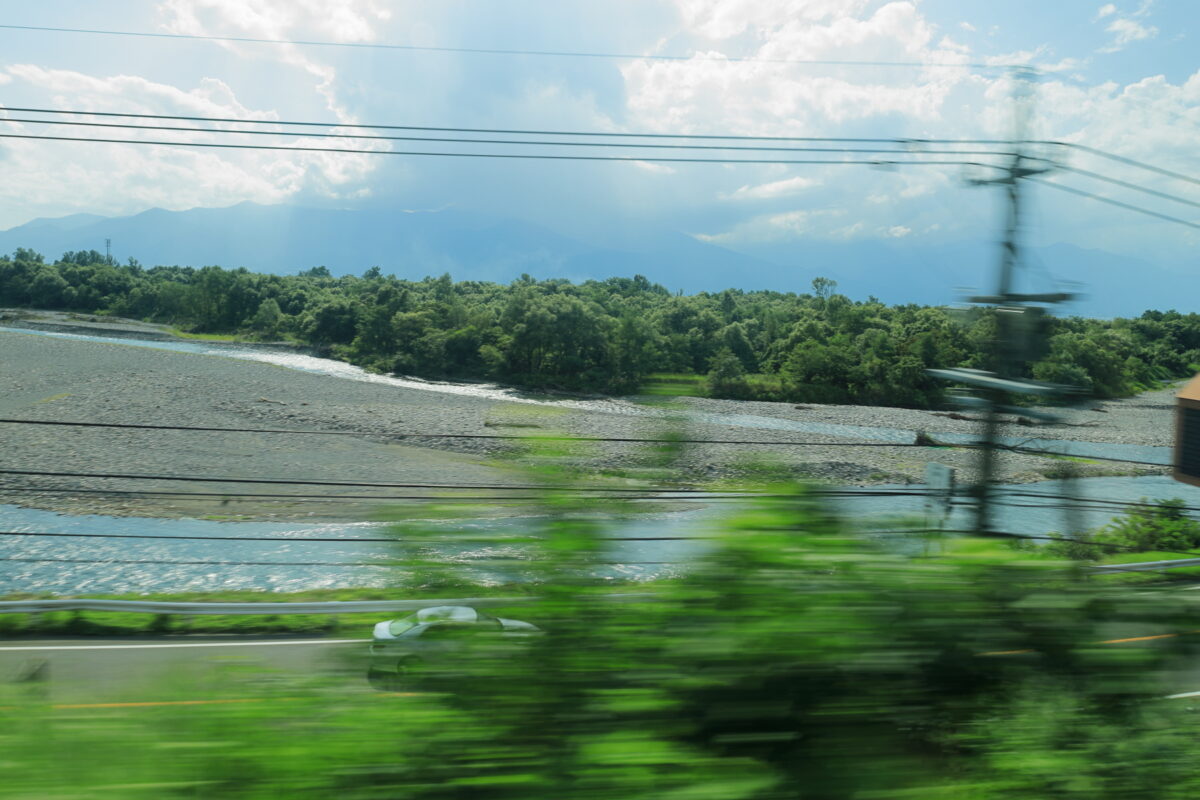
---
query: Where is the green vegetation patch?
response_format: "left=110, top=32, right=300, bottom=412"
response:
left=3, top=248, right=1194, bottom=407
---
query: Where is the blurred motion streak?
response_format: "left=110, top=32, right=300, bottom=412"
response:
left=7, top=481, right=1200, bottom=799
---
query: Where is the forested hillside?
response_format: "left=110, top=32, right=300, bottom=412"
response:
left=2, top=247, right=1196, bottom=407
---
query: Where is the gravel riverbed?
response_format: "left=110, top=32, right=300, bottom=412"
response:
left=0, top=311, right=1174, bottom=520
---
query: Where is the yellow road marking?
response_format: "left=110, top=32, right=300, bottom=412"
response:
left=981, top=629, right=1200, bottom=656
left=1098, top=633, right=1180, bottom=645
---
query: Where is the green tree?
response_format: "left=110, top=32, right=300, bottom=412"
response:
left=250, top=297, right=284, bottom=337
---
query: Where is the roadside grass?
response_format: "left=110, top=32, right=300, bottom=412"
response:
left=0, top=582, right=674, bottom=638
left=1088, top=550, right=1200, bottom=585
left=0, top=671, right=447, bottom=798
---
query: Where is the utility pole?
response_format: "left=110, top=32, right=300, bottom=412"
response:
left=928, top=67, right=1073, bottom=535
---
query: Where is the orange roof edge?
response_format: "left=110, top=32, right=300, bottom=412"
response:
left=1179, top=373, right=1200, bottom=402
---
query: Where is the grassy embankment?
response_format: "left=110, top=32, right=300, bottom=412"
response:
left=0, top=582, right=673, bottom=637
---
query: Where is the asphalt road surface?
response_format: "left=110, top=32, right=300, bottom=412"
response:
left=7, top=633, right=1200, bottom=707
left=0, top=636, right=369, bottom=704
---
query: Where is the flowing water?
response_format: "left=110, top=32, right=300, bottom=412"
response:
left=0, top=325, right=1187, bottom=595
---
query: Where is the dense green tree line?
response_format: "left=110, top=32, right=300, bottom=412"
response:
left=1, top=247, right=1196, bottom=405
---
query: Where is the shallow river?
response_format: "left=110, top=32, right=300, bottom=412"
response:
left=0, top=326, right=1191, bottom=595
left=5, top=474, right=1200, bottom=594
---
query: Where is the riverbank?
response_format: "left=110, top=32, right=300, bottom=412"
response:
left=0, top=311, right=1173, bottom=521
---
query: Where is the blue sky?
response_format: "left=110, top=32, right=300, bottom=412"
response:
left=0, top=0, right=1196, bottom=269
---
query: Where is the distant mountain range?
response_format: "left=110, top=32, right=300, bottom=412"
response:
left=0, top=202, right=1188, bottom=318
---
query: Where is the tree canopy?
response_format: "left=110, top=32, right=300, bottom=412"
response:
left=1, top=250, right=1194, bottom=406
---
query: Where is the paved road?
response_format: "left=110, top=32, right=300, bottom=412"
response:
left=7, top=633, right=1200, bottom=707
left=0, top=636, right=369, bottom=704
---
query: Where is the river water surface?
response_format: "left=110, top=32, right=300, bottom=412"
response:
left=0, top=326, right=1191, bottom=595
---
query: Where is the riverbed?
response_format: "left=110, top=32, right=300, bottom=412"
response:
left=0, top=311, right=1189, bottom=594
left=0, top=312, right=1172, bottom=523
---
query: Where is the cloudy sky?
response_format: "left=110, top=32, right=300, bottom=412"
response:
left=0, top=0, right=1196, bottom=266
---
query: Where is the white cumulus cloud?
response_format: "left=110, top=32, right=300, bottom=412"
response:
left=156, top=0, right=391, bottom=118
left=1101, top=17, right=1158, bottom=52
left=1095, top=1, right=1158, bottom=53
left=0, top=65, right=378, bottom=226
left=624, top=2, right=976, bottom=140
left=725, top=176, right=817, bottom=200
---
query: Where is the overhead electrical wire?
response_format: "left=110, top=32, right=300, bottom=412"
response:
left=0, top=480, right=975, bottom=503
left=1029, top=177, right=1200, bottom=231
left=0, top=555, right=398, bottom=568
left=0, top=24, right=1012, bottom=69
left=0, top=530, right=714, bottom=543
left=0, top=116, right=1016, bottom=158
left=0, top=554, right=688, bottom=567
left=6, top=528, right=1198, bottom=559
left=0, top=485, right=620, bottom=503
left=5, top=108, right=1199, bottom=231
left=20, top=477, right=1172, bottom=518
left=0, top=417, right=1174, bottom=466
left=0, top=416, right=954, bottom=447
left=1058, top=164, right=1200, bottom=211
left=1057, top=142, right=1200, bottom=189
left=1056, top=163, right=1200, bottom=209
left=0, top=131, right=1001, bottom=170
left=8, top=108, right=1200, bottom=218
left=0, top=106, right=1015, bottom=145
left=13, top=106, right=1200, bottom=189
left=0, top=484, right=765, bottom=504
left=0, top=467, right=720, bottom=493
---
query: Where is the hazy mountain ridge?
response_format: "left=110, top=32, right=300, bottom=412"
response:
left=0, top=202, right=1185, bottom=317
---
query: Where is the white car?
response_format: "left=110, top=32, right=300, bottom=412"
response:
left=367, top=605, right=540, bottom=691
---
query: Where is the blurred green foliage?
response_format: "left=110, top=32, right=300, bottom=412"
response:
left=5, top=484, right=1200, bottom=798
left=1046, top=498, right=1200, bottom=560
left=2, top=250, right=1192, bottom=404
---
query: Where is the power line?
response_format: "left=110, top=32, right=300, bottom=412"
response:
left=0, top=116, right=1015, bottom=158
left=0, top=24, right=1012, bottom=69
left=0, top=530, right=714, bottom=543
left=0, top=480, right=974, bottom=502
left=0, top=556, right=393, bottom=568
left=0, top=106, right=1012, bottom=144
left=1003, top=444, right=1167, bottom=467
left=0, top=485, right=602, bottom=503
left=1002, top=489, right=1196, bottom=511
left=0, top=416, right=939, bottom=447
left=0, top=131, right=999, bottom=169
left=0, top=555, right=687, bottom=567
left=0, top=467, right=723, bottom=493
left=6, top=531, right=1197, bottom=561
left=10, top=107, right=1200, bottom=191
left=4, top=481, right=1186, bottom=513
left=1059, top=164, right=1200, bottom=211
left=0, top=479, right=975, bottom=504
left=1059, top=142, right=1200, bottom=189
left=13, top=106, right=1200, bottom=191
left=0, top=484, right=766, bottom=504
left=1030, top=177, right=1200, bottom=231
left=2, top=475, right=1185, bottom=519
left=0, top=417, right=1172, bottom=466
